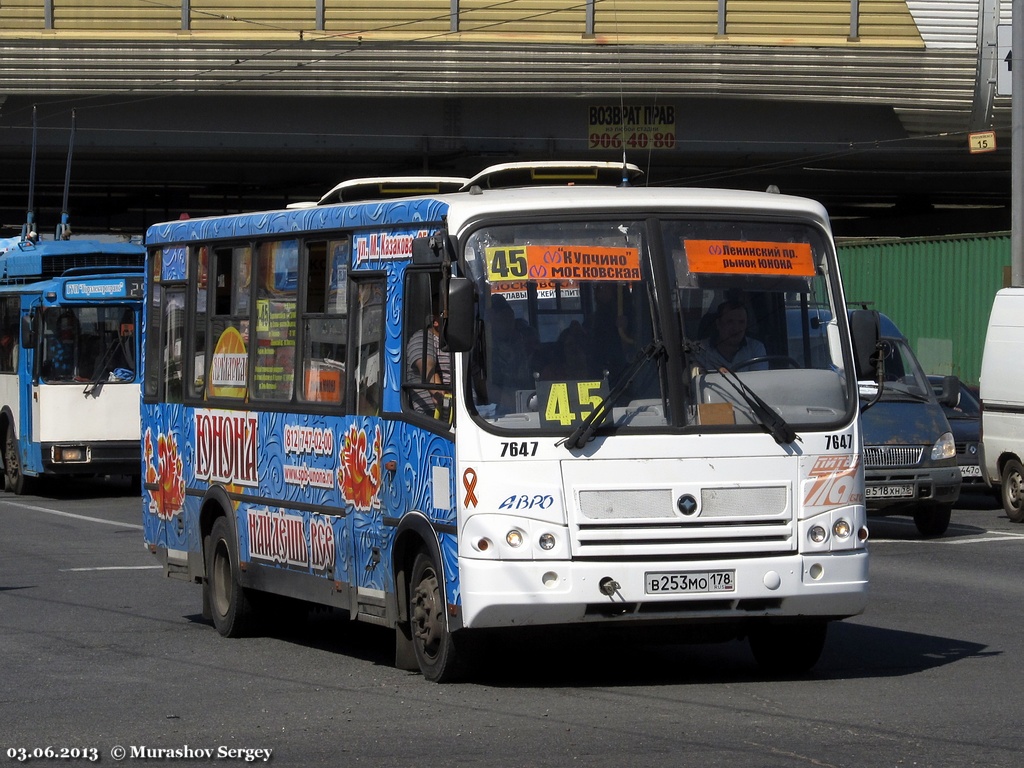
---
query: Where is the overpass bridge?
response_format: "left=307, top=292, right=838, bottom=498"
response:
left=0, top=0, right=1013, bottom=238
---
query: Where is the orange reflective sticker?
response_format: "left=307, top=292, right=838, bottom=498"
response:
left=486, top=245, right=641, bottom=283
left=684, top=240, right=815, bottom=277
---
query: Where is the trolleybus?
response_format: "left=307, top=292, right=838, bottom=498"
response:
left=0, top=231, right=145, bottom=493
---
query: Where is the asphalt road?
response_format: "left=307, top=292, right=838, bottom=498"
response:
left=2, top=481, right=1021, bottom=768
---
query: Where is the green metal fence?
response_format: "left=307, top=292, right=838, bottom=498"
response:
left=837, top=232, right=1011, bottom=386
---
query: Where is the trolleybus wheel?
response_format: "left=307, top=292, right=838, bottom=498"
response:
left=748, top=619, right=828, bottom=677
left=4, top=429, right=32, bottom=495
left=206, top=516, right=253, bottom=637
left=912, top=501, right=952, bottom=537
left=409, top=550, right=463, bottom=682
left=1001, top=459, right=1024, bottom=523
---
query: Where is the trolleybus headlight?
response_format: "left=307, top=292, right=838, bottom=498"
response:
left=53, top=446, right=86, bottom=463
left=833, top=519, right=852, bottom=539
left=506, top=529, right=524, bottom=548
left=809, top=525, right=828, bottom=544
left=538, top=533, right=556, bottom=551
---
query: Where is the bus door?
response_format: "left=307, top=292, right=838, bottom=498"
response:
left=381, top=268, right=458, bottom=602
left=6, top=295, right=40, bottom=479
left=340, top=276, right=402, bottom=612
left=144, top=284, right=190, bottom=561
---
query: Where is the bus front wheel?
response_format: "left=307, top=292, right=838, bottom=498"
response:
left=409, top=551, right=464, bottom=683
left=748, top=620, right=828, bottom=677
left=4, top=429, right=32, bottom=495
left=206, top=517, right=253, bottom=637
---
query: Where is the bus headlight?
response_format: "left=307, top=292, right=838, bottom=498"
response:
left=832, top=519, right=852, bottom=539
left=462, top=515, right=569, bottom=560
left=809, top=525, right=828, bottom=543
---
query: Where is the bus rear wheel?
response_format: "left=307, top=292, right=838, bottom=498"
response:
left=206, top=517, right=253, bottom=637
left=4, top=429, right=33, bottom=495
left=409, top=551, right=464, bottom=683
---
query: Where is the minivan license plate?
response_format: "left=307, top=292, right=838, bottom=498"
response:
left=865, top=484, right=914, bottom=499
left=645, top=570, right=735, bottom=594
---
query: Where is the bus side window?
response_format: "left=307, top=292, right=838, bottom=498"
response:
left=0, top=296, right=20, bottom=373
left=163, top=291, right=186, bottom=403
left=189, top=245, right=209, bottom=398
left=403, top=271, right=450, bottom=422
left=301, top=239, right=347, bottom=405
left=205, top=245, right=251, bottom=401
left=353, top=278, right=384, bottom=417
left=253, top=240, right=298, bottom=402
left=144, top=250, right=162, bottom=399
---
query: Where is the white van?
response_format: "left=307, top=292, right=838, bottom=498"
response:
left=979, top=288, right=1024, bottom=522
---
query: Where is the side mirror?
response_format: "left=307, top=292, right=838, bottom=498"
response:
left=442, top=277, right=476, bottom=352
left=411, top=234, right=446, bottom=266
left=21, top=312, right=36, bottom=349
left=939, top=375, right=960, bottom=407
left=850, top=309, right=880, bottom=380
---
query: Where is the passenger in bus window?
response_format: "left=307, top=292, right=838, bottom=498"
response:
left=700, top=299, right=767, bottom=371
left=43, top=311, right=79, bottom=380
left=407, top=313, right=451, bottom=418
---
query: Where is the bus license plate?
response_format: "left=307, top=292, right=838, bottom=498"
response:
left=645, top=570, right=735, bottom=595
left=865, top=484, right=914, bottom=499
left=960, top=465, right=982, bottom=478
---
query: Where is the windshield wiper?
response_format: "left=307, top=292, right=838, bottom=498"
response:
left=861, top=381, right=930, bottom=404
left=709, top=362, right=800, bottom=445
left=558, top=340, right=665, bottom=451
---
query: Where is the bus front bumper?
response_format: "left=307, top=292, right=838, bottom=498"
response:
left=457, top=551, right=868, bottom=630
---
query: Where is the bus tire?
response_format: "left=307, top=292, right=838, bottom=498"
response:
left=409, top=550, right=464, bottom=683
left=1001, top=459, right=1024, bottom=523
left=4, top=429, right=33, bottom=496
left=206, top=516, right=253, bottom=637
left=749, top=620, right=827, bottom=677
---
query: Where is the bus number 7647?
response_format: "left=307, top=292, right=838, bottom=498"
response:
left=500, top=441, right=538, bottom=457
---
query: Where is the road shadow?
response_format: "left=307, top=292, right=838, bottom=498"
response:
left=464, top=621, right=994, bottom=688
left=957, top=489, right=1002, bottom=510
left=196, top=605, right=993, bottom=688
left=28, top=474, right=140, bottom=500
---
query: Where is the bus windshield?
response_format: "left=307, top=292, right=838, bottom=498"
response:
left=40, top=305, right=137, bottom=384
left=462, top=216, right=851, bottom=435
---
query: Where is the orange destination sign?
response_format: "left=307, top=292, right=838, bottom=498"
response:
left=486, top=244, right=641, bottom=283
left=684, top=240, right=815, bottom=277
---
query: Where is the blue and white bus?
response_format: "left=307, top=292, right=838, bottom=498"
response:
left=142, top=162, right=879, bottom=681
left=0, top=231, right=145, bottom=493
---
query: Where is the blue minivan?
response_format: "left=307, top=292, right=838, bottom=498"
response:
left=859, top=314, right=961, bottom=536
